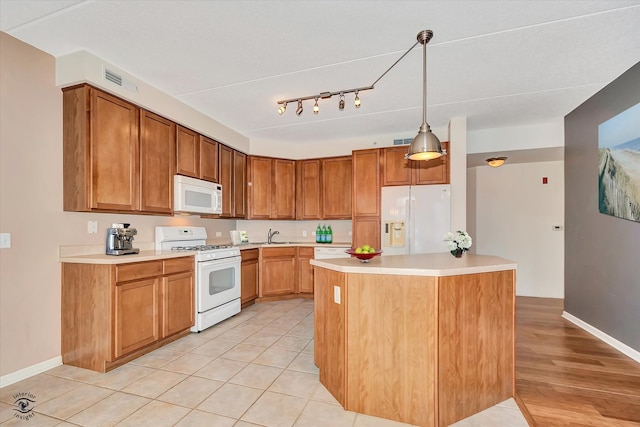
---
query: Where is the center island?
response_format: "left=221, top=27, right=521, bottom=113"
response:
left=310, top=252, right=517, bottom=427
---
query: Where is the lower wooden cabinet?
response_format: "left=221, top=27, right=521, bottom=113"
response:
left=115, top=277, right=159, bottom=358
left=297, top=247, right=314, bottom=294
left=241, top=249, right=259, bottom=307
left=62, top=256, right=194, bottom=372
left=260, top=247, right=296, bottom=297
left=162, top=270, right=194, bottom=338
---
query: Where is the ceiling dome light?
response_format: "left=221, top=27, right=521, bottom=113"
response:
left=277, top=103, right=286, bottom=115
left=338, top=93, right=345, bottom=111
left=486, top=157, right=507, bottom=167
left=407, top=30, right=444, bottom=161
left=313, top=97, right=319, bottom=115
left=296, top=100, right=303, bottom=116
left=354, top=91, right=361, bottom=108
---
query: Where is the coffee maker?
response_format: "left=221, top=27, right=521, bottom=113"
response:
left=106, top=223, right=140, bottom=255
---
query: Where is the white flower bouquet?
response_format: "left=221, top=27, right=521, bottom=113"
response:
left=444, top=230, right=472, bottom=257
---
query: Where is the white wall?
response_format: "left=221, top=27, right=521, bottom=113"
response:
left=473, top=161, right=565, bottom=297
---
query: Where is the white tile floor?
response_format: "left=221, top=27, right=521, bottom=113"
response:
left=0, top=298, right=529, bottom=426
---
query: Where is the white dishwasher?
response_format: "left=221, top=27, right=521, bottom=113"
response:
left=314, top=246, right=351, bottom=259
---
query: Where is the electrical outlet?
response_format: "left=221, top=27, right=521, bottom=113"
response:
left=87, top=220, right=98, bottom=234
left=0, top=233, right=11, bottom=249
left=215, top=232, right=221, bottom=237
left=334, top=286, right=341, bottom=304
left=552, top=225, right=563, bottom=231
left=302, top=230, right=307, bottom=237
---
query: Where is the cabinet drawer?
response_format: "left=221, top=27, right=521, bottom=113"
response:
left=298, top=247, right=314, bottom=257
left=262, top=247, right=296, bottom=258
left=163, top=257, right=194, bottom=275
left=116, top=261, right=162, bottom=283
left=241, top=248, right=259, bottom=262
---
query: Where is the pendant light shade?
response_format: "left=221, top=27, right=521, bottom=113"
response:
left=408, top=123, right=443, bottom=161
left=407, top=30, right=443, bottom=161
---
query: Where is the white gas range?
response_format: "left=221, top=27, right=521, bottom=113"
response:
left=155, top=226, right=241, bottom=332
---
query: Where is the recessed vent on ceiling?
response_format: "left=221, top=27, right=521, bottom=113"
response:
left=103, top=68, right=138, bottom=92
left=393, top=138, right=412, bottom=145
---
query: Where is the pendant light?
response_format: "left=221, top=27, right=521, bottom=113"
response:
left=407, top=30, right=443, bottom=161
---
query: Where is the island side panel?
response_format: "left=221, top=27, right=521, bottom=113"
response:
left=346, top=273, right=438, bottom=427
left=313, top=267, right=347, bottom=406
left=438, top=270, right=515, bottom=427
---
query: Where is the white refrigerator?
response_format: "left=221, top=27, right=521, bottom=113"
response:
left=381, top=185, right=451, bottom=255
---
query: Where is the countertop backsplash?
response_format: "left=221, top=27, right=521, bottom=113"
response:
left=235, top=219, right=352, bottom=244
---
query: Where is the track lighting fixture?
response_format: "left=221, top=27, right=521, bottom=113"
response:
left=276, top=29, right=434, bottom=117
left=313, top=98, right=319, bottom=115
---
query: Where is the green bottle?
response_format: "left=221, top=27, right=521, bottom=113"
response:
left=327, top=225, right=333, bottom=243
left=321, top=225, right=327, bottom=243
left=316, top=224, right=321, bottom=243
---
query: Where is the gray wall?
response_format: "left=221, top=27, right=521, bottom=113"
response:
left=565, top=62, right=640, bottom=352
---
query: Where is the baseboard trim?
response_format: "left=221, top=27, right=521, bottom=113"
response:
left=562, top=311, right=640, bottom=363
left=0, top=356, right=62, bottom=388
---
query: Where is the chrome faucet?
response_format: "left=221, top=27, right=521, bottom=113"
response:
left=267, top=228, right=280, bottom=244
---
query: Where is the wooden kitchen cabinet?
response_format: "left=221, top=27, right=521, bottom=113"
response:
left=63, top=84, right=140, bottom=212
left=296, top=159, right=322, bottom=220
left=352, top=149, right=380, bottom=217
left=61, top=256, right=194, bottom=373
left=200, top=135, right=219, bottom=183
left=115, top=276, right=159, bottom=358
left=241, top=249, right=259, bottom=307
left=247, top=156, right=296, bottom=219
left=161, top=257, right=194, bottom=338
left=176, top=125, right=200, bottom=178
left=297, top=247, right=315, bottom=294
left=260, top=247, right=296, bottom=297
left=352, top=217, right=380, bottom=250
left=381, top=142, right=449, bottom=186
left=233, top=150, right=247, bottom=218
left=218, top=144, right=234, bottom=217
left=139, top=110, right=175, bottom=214
left=322, top=156, right=352, bottom=219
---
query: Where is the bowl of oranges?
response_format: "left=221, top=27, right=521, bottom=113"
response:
left=345, top=245, right=382, bottom=262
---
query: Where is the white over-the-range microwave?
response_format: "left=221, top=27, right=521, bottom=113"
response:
left=174, top=175, right=222, bottom=215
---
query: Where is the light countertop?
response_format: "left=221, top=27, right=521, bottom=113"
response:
left=59, top=250, right=197, bottom=265
left=310, top=252, right=517, bottom=277
left=59, top=242, right=353, bottom=264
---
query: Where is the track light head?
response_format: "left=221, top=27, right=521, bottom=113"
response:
left=277, top=103, right=286, bottom=115
left=354, top=91, right=361, bottom=108
left=313, top=98, right=319, bottom=115
left=296, top=100, right=303, bottom=116
left=339, top=93, right=345, bottom=111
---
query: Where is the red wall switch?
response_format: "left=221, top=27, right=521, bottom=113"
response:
left=542, top=177, right=548, bottom=184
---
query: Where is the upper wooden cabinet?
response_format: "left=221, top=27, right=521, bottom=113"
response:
left=176, top=126, right=200, bottom=179
left=176, top=127, right=220, bottom=183
left=352, top=149, right=380, bottom=217
left=322, top=156, right=352, bottom=219
left=296, top=159, right=322, bottom=220
left=247, top=156, right=296, bottom=220
left=219, top=144, right=234, bottom=217
left=63, top=85, right=140, bottom=212
left=200, top=136, right=219, bottom=183
left=233, top=150, right=247, bottom=218
left=381, top=142, right=449, bottom=186
left=139, top=110, right=175, bottom=214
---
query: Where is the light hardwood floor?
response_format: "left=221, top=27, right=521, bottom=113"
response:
left=515, top=296, right=640, bottom=426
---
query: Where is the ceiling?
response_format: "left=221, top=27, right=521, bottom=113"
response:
left=2, top=0, right=640, bottom=152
